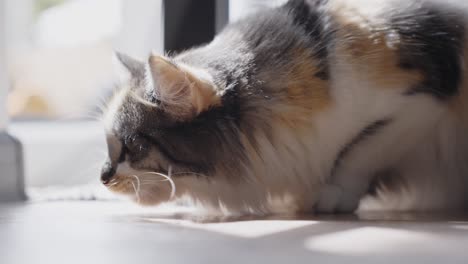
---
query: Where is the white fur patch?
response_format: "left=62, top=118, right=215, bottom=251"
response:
left=103, top=87, right=129, bottom=132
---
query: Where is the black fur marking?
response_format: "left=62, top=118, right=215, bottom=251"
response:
left=117, top=142, right=126, bottom=163
left=331, top=119, right=391, bottom=178
left=285, top=0, right=331, bottom=80
left=137, top=132, right=208, bottom=171
left=391, top=5, right=465, bottom=99
left=123, top=135, right=152, bottom=164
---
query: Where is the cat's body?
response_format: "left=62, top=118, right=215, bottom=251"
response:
left=101, top=0, right=468, bottom=214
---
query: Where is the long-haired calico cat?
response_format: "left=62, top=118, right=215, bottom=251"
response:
left=100, top=0, right=468, bottom=214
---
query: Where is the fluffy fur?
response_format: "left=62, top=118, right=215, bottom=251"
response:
left=101, top=0, right=468, bottom=215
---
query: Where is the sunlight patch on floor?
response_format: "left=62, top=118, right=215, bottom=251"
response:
left=451, top=224, right=468, bottom=230
left=143, top=218, right=317, bottom=238
left=304, top=227, right=434, bottom=255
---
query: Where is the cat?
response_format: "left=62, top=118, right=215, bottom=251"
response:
left=100, top=0, right=468, bottom=215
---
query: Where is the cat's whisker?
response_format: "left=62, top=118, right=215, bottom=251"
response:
left=139, top=182, right=169, bottom=186
left=131, top=181, right=140, bottom=204
left=108, top=181, right=119, bottom=187
left=140, top=179, right=170, bottom=183
left=107, top=178, right=116, bottom=184
left=132, top=175, right=141, bottom=195
left=140, top=166, right=176, bottom=199
left=172, top=171, right=209, bottom=178
left=131, top=175, right=141, bottom=203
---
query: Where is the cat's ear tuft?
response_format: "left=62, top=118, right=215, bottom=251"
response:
left=113, top=51, right=145, bottom=79
left=147, top=54, right=220, bottom=120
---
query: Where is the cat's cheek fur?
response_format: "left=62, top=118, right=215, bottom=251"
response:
left=106, top=162, right=177, bottom=205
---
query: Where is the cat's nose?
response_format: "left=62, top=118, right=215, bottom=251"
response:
left=101, top=161, right=116, bottom=185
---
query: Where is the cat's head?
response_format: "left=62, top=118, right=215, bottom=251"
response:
left=101, top=52, right=248, bottom=207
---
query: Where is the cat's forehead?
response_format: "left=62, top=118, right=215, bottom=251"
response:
left=104, top=87, right=177, bottom=138
left=104, top=88, right=149, bottom=136
left=104, top=87, right=130, bottom=134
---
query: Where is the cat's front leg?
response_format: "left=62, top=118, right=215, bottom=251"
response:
left=315, top=173, right=372, bottom=214
left=315, top=184, right=344, bottom=213
left=315, top=184, right=362, bottom=213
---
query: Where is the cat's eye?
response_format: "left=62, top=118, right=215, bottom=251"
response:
left=117, top=144, right=127, bottom=163
left=124, top=136, right=148, bottom=153
left=137, top=133, right=179, bottom=164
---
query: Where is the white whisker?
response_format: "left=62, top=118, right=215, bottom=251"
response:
left=140, top=179, right=170, bottom=183
left=132, top=175, right=141, bottom=195
left=108, top=181, right=119, bottom=187
left=141, top=166, right=176, bottom=199
left=172, top=171, right=209, bottom=178
left=131, top=176, right=141, bottom=203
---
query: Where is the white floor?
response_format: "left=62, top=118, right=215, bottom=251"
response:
left=1, top=201, right=468, bottom=264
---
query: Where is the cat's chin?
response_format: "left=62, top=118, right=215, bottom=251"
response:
left=129, top=190, right=175, bottom=206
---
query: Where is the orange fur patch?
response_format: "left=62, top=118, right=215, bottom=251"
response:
left=148, top=55, right=221, bottom=120
left=281, top=48, right=331, bottom=128
left=329, top=0, right=423, bottom=91
left=287, top=51, right=330, bottom=109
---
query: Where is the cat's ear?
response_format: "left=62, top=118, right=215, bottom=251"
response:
left=113, top=52, right=145, bottom=79
left=147, top=54, right=220, bottom=120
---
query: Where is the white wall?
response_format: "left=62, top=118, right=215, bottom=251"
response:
left=115, top=0, right=164, bottom=59
left=5, top=0, right=33, bottom=56
left=0, top=0, right=8, bottom=131
left=229, top=0, right=287, bottom=22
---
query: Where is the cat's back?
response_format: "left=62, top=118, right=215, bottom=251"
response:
left=316, top=0, right=468, bottom=101
left=179, top=0, right=468, bottom=107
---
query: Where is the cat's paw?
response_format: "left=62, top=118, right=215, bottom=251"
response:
left=315, top=185, right=342, bottom=213
left=315, top=185, right=360, bottom=214
left=335, top=193, right=360, bottom=213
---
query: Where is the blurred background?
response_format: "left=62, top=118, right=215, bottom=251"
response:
left=6, top=0, right=162, bottom=120
left=1, top=0, right=287, bottom=200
